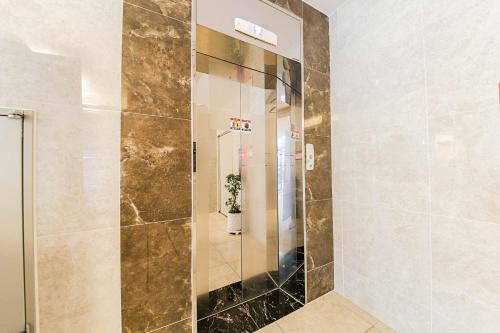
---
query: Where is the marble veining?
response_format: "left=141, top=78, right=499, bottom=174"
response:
left=121, top=219, right=191, bottom=332
left=281, top=264, right=305, bottom=304
left=303, top=3, right=330, bottom=73
left=121, top=112, right=191, bottom=226
left=122, top=3, right=191, bottom=119
left=267, top=0, right=303, bottom=17
left=302, top=1, right=334, bottom=302
left=242, top=272, right=280, bottom=301
left=307, top=262, right=334, bottom=302
left=198, top=303, right=258, bottom=333
left=304, top=68, right=331, bottom=137
left=125, top=0, right=191, bottom=22
left=198, top=281, right=243, bottom=319
left=198, top=289, right=303, bottom=333
left=247, top=289, right=303, bottom=328
left=306, top=199, right=334, bottom=269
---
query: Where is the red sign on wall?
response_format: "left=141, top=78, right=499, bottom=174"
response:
left=229, top=118, right=252, bottom=133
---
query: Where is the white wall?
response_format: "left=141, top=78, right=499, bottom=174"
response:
left=0, top=1, right=122, bottom=331
left=331, top=0, right=500, bottom=332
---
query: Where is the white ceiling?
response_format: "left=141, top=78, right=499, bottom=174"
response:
left=304, top=0, right=346, bottom=15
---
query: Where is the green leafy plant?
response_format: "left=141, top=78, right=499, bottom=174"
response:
left=225, top=173, right=241, bottom=214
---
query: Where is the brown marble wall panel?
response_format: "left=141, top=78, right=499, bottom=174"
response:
left=303, top=2, right=334, bottom=300
left=121, top=1, right=192, bottom=332
left=121, top=219, right=192, bottom=332
left=304, top=68, right=331, bottom=137
left=306, top=199, right=333, bottom=269
left=125, top=0, right=191, bottom=21
left=307, top=262, right=334, bottom=302
left=304, top=135, right=332, bottom=201
left=122, top=3, right=191, bottom=119
left=121, top=113, right=191, bottom=226
left=121, top=225, right=149, bottom=332
left=267, top=0, right=303, bottom=17
left=303, top=3, right=330, bottom=73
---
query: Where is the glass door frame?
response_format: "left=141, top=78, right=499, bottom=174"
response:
left=193, top=24, right=305, bottom=324
left=0, top=108, right=36, bottom=333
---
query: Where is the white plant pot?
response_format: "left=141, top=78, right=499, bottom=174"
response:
left=227, top=213, right=242, bottom=234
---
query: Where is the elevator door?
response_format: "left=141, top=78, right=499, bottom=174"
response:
left=0, top=113, right=26, bottom=333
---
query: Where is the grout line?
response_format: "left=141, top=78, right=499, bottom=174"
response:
left=419, top=0, right=433, bottom=331
left=303, top=133, right=332, bottom=139
left=123, top=1, right=191, bottom=26
left=275, top=321, right=286, bottom=333
left=303, top=66, right=332, bottom=78
left=279, top=286, right=305, bottom=306
left=197, top=287, right=280, bottom=321
left=122, top=110, right=192, bottom=122
left=198, top=284, right=306, bottom=325
left=120, top=217, right=192, bottom=228
left=148, top=316, right=191, bottom=332
left=307, top=260, right=333, bottom=273
left=278, top=262, right=304, bottom=288
left=306, top=197, right=333, bottom=203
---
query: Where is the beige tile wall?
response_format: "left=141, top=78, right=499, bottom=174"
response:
left=0, top=0, right=123, bottom=332
left=331, top=0, right=500, bottom=332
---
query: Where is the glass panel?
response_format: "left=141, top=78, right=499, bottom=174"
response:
left=240, top=67, right=278, bottom=299
left=195, top=29, right=305, bottom=321
left=276, top=56, right=304, bottom=300
left=276, top=75, right=303, bottom=284
left=195, top=53, right=243, bottom=317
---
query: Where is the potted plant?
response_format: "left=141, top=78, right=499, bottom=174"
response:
left=225, top=173, right=242, bottom=234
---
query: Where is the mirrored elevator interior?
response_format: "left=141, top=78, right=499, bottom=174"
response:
left=195, top=26, right=305, bottom=332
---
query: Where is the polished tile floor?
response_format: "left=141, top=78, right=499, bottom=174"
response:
left=256, top=291, right=397, bottom=333
left=208, top=213, right=241, bottom=291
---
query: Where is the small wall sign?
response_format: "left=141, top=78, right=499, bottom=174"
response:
left=229, top=117, right=241, bottom=131
left=230, top=118, right=252, bottom=133
left=241, top=119, right=252, bottom=133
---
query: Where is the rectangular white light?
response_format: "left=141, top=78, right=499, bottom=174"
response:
left=234, top=18, right=278, bottom=46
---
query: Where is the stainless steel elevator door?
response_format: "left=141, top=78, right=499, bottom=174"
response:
left=0, top=114, right=26, bottom=333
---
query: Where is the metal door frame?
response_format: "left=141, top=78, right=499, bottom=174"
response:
left=0, top=108, right=36, bottom=333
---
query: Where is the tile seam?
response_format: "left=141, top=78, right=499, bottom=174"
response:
left=306, top=260, right=333, bottom=273
left=306, top=197, right=333, bottom=203
left=123, top=1, right=191, bottom=27
left=303, top=66, right=332, bottom=77
left=147, top=316, right=192, bottom=333
left=120, top=216, right=193, bottom=228
left=197, top=287, right=280, bottom=321
left=122, top=111, right=192, bottom=122
left=419, top=0, right=433, bottom=331
left=304, top=133, right=332, bottom=138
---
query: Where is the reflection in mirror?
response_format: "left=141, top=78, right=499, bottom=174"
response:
left=195, top=26, right=304, bottom=332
